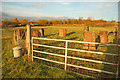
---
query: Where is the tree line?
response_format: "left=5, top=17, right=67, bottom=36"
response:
left=2, top=17, right=117, bottom=27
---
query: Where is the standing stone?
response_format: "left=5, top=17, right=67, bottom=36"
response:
left=38, top=28, right=44, bottom=37
left=31, top=30, right=39, bottom=48
left=98, top=31, right=108, bottom=43
left=84, top=26, right=89, bottom=31
left=83, top=31, right=96, bottom=50
left=59, top=29, right=66, bottom=37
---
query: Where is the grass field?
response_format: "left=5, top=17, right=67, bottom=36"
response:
left=2, top=25, right=119, bottom=79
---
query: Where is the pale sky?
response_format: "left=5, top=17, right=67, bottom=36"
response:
left=1, top=0, right=120, bottom=21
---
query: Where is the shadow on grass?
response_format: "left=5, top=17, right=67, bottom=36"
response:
left=66, top=32, right=76, bottom=36
left=44, top=33, right=56, bottom=37
left=100, top=37, right=119, bottom=78
left=95, top=37, right=100, bottom=50
left=67, top=37, right=78, bottom=40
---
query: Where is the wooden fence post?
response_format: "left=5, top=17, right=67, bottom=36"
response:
left=84, top=26, right=89, bottom=31
left=13, top=30, right=18, bottom=45
left=17, top=31, right=19, bottom=41
left=26, top=24, right=32, bottom=62
left=116, top=2, right=120, bottom=79
left=13, top=30, right=16, bottom=43
left=116, top=20, right=120, bottom=79
left=39, top=28, right=44, bottom=37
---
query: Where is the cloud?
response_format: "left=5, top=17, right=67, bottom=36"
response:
left=38, top=3, right=43, bottom=7
left=29, top=3, right=43, bottom=8
left=61, top=2, right=70, bottom=5
left=75, top=10, right=93, bottom=18
left=29, top=3, right=52, bottom=9
left=0, top=2, right=2, bottom=13
left=2, top=0, right=120, bottom=2
left=75, top=7, right=117, bottom=20
left=2, top=3, right=47, bottom=17
left=93, top=2, right=118, bottom=9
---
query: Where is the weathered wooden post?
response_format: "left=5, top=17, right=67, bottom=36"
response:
left=13, top=30, right=15, bottom=41
left=38, top=28, right=44, bottom=37
left=116, top=22, right=120, bottom=79
left=26, top=25, right=32, bottom=62
left=13, top=30, right=17, bottom=44
left=84, top=26, right=89, bottom=31
left=18, top=29, right=26, bottom=39
left=116, top=2, right=120, bottom=79
left=17, top=30, right=19, bottom=41
left=13, top=30, right=19, bottom=45
left=18, top=29, right=20, bottom=40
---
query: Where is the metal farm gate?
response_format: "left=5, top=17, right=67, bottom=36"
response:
left=31, top=37, right=120, bottom=78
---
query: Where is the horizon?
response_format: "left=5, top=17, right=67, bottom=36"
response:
left=2, top=2, right=118, bottom=21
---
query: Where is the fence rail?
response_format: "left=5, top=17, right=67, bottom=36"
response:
left=33, top=44, right=118, bottom=56
left=32, top=37, right=120, bottom=46
left=32, top=37, right=119, bottom=77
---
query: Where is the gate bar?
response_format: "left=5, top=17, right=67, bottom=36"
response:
left=65, top=41, right=68, bottom=70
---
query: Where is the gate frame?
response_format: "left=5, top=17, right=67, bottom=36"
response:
left=31, top=37, right=119, bottom=77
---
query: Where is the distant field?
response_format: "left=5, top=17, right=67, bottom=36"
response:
left=2, top=25, right=118, bottom=78
left=3, top=25, right=117, bottom=42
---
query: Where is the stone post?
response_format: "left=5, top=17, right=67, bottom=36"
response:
left=59, top=29, right=66, bottom=37
left=83, top=31, right=96, bottom=50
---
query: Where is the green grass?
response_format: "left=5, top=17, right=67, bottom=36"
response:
left=2, top=25, right=118, bottom=79
left=2, top=36, right=95, bottom=79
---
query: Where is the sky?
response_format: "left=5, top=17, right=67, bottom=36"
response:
left=1, top=1, right=119, bottom=21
